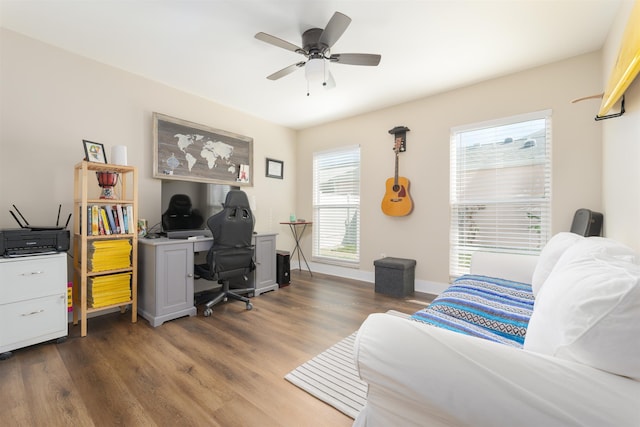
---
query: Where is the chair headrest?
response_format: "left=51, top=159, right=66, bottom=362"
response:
left=224, top=190, right=250, bottom=209
left=167, top=194, right=193, bottom=215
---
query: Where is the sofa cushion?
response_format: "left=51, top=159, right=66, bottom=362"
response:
left=524, top=245, right=640, bottom=380
left=531, top=232, right=583, bottom=296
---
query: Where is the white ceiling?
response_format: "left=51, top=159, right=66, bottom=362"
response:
left=0, top=0, right=624, bottom=130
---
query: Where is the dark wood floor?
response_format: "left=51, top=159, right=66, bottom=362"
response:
left=0, top=271, right=433, bottom=426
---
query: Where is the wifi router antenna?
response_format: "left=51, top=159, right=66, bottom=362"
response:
left=9, top=210, right=24, bottom=228
left=12, top=204, right=30, bottom=227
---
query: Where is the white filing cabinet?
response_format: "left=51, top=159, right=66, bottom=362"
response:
left=0, top=252, right=68, bottom=357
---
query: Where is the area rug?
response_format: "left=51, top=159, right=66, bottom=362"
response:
left=284, top=311, right=411, bottom=419
left=284, top=331, right=366, bottom=419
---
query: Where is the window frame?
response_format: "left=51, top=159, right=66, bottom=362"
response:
left=312, top=145, right=361, bottom=267
left=449, top=110, right=552, bottom=279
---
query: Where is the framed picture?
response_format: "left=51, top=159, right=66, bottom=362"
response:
left=83, top=140, right=107, bottom=163
left=153, top=112, right=253, bottom=186
left=266, top=158, right=283, bottom=179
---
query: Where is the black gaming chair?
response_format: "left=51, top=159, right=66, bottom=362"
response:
left=161, top=194, right=204, bottom=231
left=194, top=190, right=255, bottom=316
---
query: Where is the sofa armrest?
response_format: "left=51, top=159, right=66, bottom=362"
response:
left=354, top=313, right=640, bottom=427
left=470, top=251, right=539, bottom=283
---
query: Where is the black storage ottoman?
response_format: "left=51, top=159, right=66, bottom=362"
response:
left=374, top=257, right=416, bottom=297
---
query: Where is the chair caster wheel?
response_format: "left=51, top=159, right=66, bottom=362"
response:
left=246, top=302, right=253, bottom=310
left=204, top=308, right=213, bottom=317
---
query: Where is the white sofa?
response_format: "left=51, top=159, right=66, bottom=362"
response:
left=353, top=233, right=640, bottom=427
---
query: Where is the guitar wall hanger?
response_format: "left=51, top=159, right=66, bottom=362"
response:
left=388, top=126, right=410, bottom=152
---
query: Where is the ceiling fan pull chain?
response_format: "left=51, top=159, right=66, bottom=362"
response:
left=322, top=60, right=327, bottom=86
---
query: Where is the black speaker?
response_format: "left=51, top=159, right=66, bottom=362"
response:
left=277, top=250, right=290, bottom=286
left=570, top=208, right=603, bottom=237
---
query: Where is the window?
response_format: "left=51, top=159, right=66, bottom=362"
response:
left=450, top=110, right=552, bottom=278
left=312, top=145, right=360, bottom=266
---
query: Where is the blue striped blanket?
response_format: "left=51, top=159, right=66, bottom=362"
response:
left=411, top=275, right=534, bottom=347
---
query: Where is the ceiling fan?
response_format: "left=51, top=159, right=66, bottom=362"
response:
left=255, top=11, right=381, bottom=91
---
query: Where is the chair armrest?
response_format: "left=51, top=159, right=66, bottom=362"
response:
left=470, top=251, right=539, bottom=283
left=354, top=313, right=639, bottom=427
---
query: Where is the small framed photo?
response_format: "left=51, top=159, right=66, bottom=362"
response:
left=238, top=164, right=250, bottom=183
left=83, top=140, right=107, bottom=163
left=266, top=158, right=283, bottom=179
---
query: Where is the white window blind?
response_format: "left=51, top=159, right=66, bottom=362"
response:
left=450, top=110, right=552, bottom=278
left=312, top=145, right=360, bottom=265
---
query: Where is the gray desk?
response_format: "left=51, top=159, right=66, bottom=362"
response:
left=138, top=232, right=277, bottom=327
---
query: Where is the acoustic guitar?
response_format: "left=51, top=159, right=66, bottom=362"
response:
left=381, top=137, right=413, bottom=216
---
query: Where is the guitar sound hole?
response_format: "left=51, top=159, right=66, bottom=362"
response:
left=393, top=185, right=400, bottom=192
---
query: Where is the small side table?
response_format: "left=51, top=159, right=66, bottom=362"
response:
left=280, top=221, right=312, bottom=276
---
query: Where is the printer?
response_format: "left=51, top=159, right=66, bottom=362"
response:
left=0, top=228, right=70, bottom=257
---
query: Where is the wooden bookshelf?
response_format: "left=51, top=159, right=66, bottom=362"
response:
left=72, top=161, right=138, bottom=337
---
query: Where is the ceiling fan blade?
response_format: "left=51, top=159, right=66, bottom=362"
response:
left=255, top=32, right=304, bottom=54
left=330, top=53, right=381, bottom=66
left=266, top=62, right=306, bottom=80
left=318, top=12, right=351, bottom=50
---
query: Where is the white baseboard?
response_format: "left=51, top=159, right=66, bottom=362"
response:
left=291, top=261, right=448, bottom=296
left=68, top=262, right=447, bottom=326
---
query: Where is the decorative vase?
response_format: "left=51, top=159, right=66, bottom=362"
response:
left=96, top=171, right=119, bottom=199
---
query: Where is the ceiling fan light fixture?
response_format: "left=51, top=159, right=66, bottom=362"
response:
left=305, top=58, right=326, bottom=84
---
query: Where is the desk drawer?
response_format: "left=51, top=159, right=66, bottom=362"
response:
left=193, top=240, right=213, bottom=253
left=0, top=255, right=66, bottom=304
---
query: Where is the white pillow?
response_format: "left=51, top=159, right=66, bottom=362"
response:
left=552, top=237, right=639, bottom=272
left=525, top=249, right=640, bottom=380
left=531, top=232, right=583, bottom=296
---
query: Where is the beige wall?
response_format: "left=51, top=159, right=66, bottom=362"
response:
left=601, top=0, right=640, bottom=252
left=298, top=53, right=604, bottom=293
left=0, top=29, right=298, bottom=250
left=4, top=21, right=634, bottom=295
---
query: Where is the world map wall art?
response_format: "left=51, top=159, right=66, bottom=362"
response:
left=152, top=112, right=253, bottom=186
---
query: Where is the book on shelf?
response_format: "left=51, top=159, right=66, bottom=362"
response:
left=99, top=207, right=111, bottom=235
left=81, top=204, right=134, bottom=236
left=105, top=207, right=116, bottom=233
left=91, top=205, right=100, bottom=236
left=127, top=205, right=134, bottom=234
left=116, top=204, right=126, bottom=234
left=122, top=205, right=129, bottom=234
left=111, top=205, right=120, bottom=233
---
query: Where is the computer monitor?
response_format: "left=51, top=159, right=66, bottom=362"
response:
left=160, top=181, right=238, bottom=236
